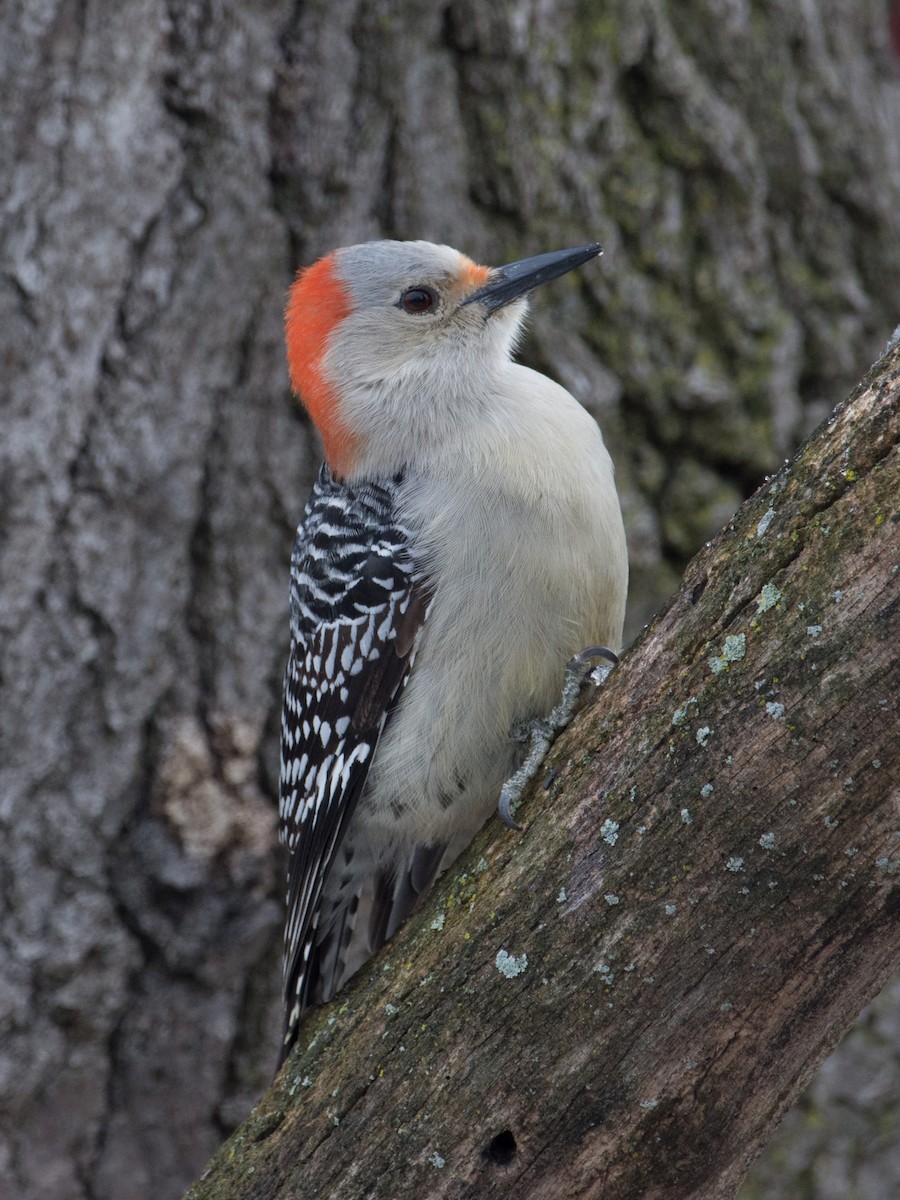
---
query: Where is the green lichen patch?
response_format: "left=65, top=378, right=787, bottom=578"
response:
left=756, top=582, right=783, bottom=613
left=708, top=632, right=747, bottom=674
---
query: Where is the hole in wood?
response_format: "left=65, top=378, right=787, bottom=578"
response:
left=485, top=1129, right=517, bottom=1165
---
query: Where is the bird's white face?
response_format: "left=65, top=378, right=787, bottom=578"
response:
left=328, top=240, right=528, bottom=396
left=285, top=238, right=601, bottom=478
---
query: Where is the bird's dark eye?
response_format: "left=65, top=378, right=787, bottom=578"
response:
left=399, top=286, right=438, bottom=314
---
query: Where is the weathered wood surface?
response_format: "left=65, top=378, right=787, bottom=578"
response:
left=184, top=344, right=899, bottom=1200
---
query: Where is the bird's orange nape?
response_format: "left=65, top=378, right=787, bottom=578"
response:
left=285, top=255, right=358, bottom=476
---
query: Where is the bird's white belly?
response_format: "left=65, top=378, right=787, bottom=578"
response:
left=356, top=455, right=625, bottom=856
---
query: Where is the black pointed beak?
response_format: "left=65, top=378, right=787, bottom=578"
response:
left=463, top=243, right=602, bottom=314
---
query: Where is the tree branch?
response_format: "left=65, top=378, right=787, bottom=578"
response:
left=186, top=340, right=899, bottom=1200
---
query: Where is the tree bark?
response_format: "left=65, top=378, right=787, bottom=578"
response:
left=1, top=3, right=899, bottom=1199
left=182, top=339, right=900, bottom=1200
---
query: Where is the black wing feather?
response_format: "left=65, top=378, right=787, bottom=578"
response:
left=278, top=465, right=428, bottom=1064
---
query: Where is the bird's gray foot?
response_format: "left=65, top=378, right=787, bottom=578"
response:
left=497, top=646, right=619, bottom=830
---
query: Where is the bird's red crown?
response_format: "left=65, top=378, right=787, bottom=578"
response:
left=285, top=254, right=356, bottom=476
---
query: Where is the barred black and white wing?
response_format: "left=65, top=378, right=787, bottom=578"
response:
left=278, top=465, right=429, bottom=1065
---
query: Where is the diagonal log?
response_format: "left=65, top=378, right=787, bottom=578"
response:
left=185, top=340, right=899, bottom=1200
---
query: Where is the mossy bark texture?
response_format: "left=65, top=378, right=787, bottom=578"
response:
left=184, top=343, right=899, bottom=1199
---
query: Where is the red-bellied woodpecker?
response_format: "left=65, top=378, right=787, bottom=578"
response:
left=278, top=239, right=627, bottom=1064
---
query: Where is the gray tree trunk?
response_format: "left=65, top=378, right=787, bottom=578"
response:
left=1, top=2, right=898, bottom=1199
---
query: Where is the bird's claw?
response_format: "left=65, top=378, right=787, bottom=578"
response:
left=498, top=783, right=523, bottom=831
left=496, top=645, right=619, bottom=829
